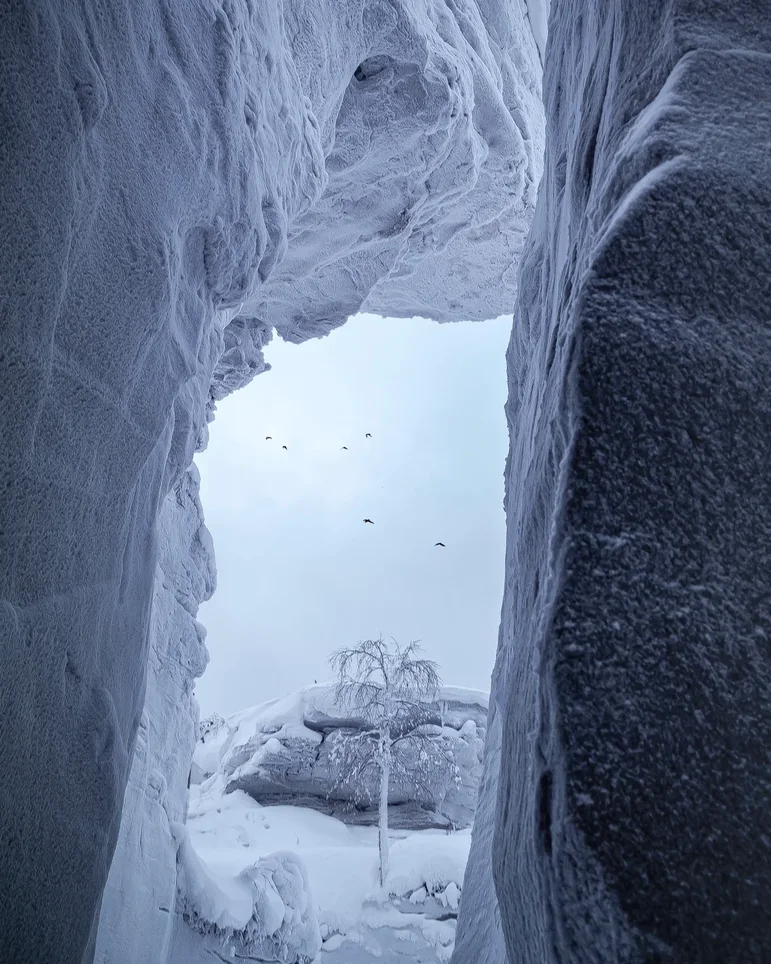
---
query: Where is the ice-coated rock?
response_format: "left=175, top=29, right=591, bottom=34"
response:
left=194, top=684, right=488, bottom=830
left=456, top=2, right=771, bottom=963
left=0, top=1, right=542, bottom=961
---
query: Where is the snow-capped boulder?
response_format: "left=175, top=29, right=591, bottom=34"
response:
left=0, top=1, right=542, bottom=960
left=194, top=685, right=488, bottom=830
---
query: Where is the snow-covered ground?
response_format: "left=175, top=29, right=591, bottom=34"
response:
left=182, top=773, right=471, bottom=961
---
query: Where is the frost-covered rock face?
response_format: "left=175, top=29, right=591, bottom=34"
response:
left=456, top=2, right=771, bottom=963
left=0, top=2, right=542, bottom=962
left=193, top=685, right=488, bottom=830
left=93, top=466, right=213, bottom=964
left=11, top=0, right=768, bottom=960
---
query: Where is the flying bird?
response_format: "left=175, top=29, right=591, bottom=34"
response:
left=282, top=445, right=288, bottom=450
left=341, top=446, right=348, bottom=450
left=435, top=542, right=446, bottom=547
left=365, top=433, right=372, bottom=438
left=265, top=436, right=272, bottom=440
left=363, top=518, right=374, bottom=524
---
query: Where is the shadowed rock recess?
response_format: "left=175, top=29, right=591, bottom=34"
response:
left=456, top=1, right=771, bottom=963
left=0, top=1, right=768, bottom=964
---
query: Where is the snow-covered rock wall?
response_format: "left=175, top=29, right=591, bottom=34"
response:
left=0, top=2, right=542, bottom=962
left=456, top=2, right=771, bottom=962
left=193, top=684, right=488, bottom=830
left=93, top=466, right=214, bottom=964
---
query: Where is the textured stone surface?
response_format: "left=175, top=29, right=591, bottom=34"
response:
left=6, top=0, right=768, bottom=961
left=457, top=2, right=771, bottom=962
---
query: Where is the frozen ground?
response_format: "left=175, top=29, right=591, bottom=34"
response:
left=181, top=774, right=470, bottom=962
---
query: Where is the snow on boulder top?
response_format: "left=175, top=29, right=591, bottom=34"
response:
left=192, top=683, right=489, bottom=830
left=198, top=683, right=489, bottom=761
left=436, top=686, right=489, bottom=710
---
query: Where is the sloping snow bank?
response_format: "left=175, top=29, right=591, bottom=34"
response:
left=174, top=818, right=321, bottom=962
left=171, top=774, right=470, bottom=961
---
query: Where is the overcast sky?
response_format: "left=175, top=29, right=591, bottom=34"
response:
left=194, top=312, right=511, bottom=717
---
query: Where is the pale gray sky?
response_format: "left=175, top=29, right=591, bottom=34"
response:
left=194, top=313, right=511, bottom=717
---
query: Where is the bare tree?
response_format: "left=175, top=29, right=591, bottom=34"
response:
left=328, top=637, right=455, bottom=890
left=197, top=712, right=226, bottom=742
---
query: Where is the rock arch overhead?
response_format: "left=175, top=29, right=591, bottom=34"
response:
left=0, top=2, right=541, bottom=962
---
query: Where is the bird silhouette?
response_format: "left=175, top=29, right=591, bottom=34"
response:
left=365, top=433, right=372, bottom=438
left=435, top=542, right=446, bottom=547
left=363, top=518, right=374, bottom=524
left=265, top=436, right=272, bottom=440
left=341, top=446, right=348, bottom=450
left=282, top=445, right=288, bottom=450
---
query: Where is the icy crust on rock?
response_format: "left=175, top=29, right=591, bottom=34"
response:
left=247, top=2, right=544, bottom=339
left=457, top=2, right=771, bottom=963
left=193, top=684, right=488, bottom=830
left=0, top=2, right=543, bottom=961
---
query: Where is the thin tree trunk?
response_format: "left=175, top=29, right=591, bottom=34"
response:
left=378, top=734, right=390, bottom=891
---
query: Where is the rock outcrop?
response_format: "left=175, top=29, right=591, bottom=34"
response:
left=0, top=2, right=542, bottom=962
left=455, top=2, right=771, bottom=962
left=193, top=685, right=488, bottom=830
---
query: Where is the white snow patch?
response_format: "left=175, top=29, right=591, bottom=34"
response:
left=174, top=817, right=321, bottom=960
left=182, top=771, right=471, bottom=958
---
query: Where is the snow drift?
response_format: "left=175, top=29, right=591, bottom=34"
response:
left=174, top=774, right=471, bottom=962
left=174, top=819, right=321, bottom=962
